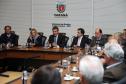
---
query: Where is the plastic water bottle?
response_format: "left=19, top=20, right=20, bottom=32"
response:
left=22, top=70, right=28, bottom=84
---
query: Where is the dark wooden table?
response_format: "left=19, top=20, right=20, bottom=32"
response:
left=0, top=46, right=82, bottom=84
left=0, top=46, right=78, bottom=60
left=9, top=62, right=81, bottom=84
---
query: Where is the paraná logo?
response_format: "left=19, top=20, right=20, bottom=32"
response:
left=57, top=3, right=65, bottom=13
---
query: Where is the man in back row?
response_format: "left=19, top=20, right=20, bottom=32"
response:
left=71, top=28, right=91, bottom=49
left=0, top=25, right=19, bottom=47
left=48, top=26, right=65, bottom=48
left=90, top=27, right=107, bottom=47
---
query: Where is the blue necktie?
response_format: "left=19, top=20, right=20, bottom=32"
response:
left=54, top=36, right=57, bottom=43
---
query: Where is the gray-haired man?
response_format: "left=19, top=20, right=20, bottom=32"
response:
left=103, top=41, right=126, bottom=83
left=79, top=55, right=104, bottom=84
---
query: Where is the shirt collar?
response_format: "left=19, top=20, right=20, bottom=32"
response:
left=106, top=61, right=122, bottom=69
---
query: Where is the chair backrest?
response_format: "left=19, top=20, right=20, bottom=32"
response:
left=103, top=34, right=112, bottom=39
left=15, top=34, right=19, bottom=46
left=84, top=35, right=89, bottom=38
left=38, top=32, right=44, bottom=36
left=10, top=31, right=19, bottom=46
left=11, top=31, right=15, bottom=34
left=59, top=33, right=66, bottom=36
left=41, top=36, right=47, bottom=47
left=63, top=36, right=69, bottom=47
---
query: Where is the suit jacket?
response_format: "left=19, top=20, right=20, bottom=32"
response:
left=103, top=62, right=126, bottom=83
left=90, top=35, right=107, bottom=47
left=71, top=35, right=90, bottom=48
left=0, top=33, right=19, bottom=46
left=27, top=35, right=44, bottom=47
left=0, top=36, right=1, bottom=44
left=48, top=34, right=65, bottom=48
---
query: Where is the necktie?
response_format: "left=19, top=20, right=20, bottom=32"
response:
left=54, top=36, right=57, bottom=43
left=32, top=37, right=34, bottom=43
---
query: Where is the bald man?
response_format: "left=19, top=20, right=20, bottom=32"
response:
left=90, top=27, right=107, bottom=47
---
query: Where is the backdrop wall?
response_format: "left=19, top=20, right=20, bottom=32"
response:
left=0, top=0, right=126, bottom=45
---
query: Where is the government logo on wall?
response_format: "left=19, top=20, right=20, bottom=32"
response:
left=53, top=0, right=71, bottom=27
left=54, top=1, right=68, bottom=17
left=57, top=2, right=65, bottom=13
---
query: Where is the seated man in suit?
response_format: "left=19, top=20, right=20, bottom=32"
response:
left=0, top=25, right=19, bottom=47
left=0, top=36, right=1, bottom=44
left=79, top=55, right=104, bottom=84
left=90, top=27, right=107, bottom=47
left=31, top=65, right=61, bottom=84
left=71, top=28, right=90, bottom=49
left=102, top=39, right=126, bottom=83
left=48, top=26, right=65, bottom=48
left=27, top=28, right=43, bottom=47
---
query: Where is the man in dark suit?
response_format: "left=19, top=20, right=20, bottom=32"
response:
left=48, top=26, right=65, bottom=48
left=71, top=28, right=90, bottom=49
left=0, top=36, right=1, bottom=44
left=0, top=25, right=19, bottom=46
left=102, top=39, right=126, bottom=83
left=90, top=27, right=107, bottom=47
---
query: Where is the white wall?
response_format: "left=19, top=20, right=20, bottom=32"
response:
left=93, top=0, right=126, bottom=34
left=0, top=0, right=32, bottom=45
left=32, top=0, right=92, bottom=44
left=0, top=0, right=126, bottom=45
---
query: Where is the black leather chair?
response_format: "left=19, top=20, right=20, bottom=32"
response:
left=41, top=36, right=47, bottom=47
left=11, top=31, right=19, bottom=46
left=63, top=36, right=69, bottom=47
left=103, top=34, right=112, bottom=40
left=38, top=32, right=47, bottom=47
left=84, top=35, right=89, bottom=38
left=38, top=32, right=44, bottom=36
left=59, top=33, right=66, bottom=36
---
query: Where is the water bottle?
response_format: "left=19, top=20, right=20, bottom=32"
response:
left=22, top=70, right=28, bottom=84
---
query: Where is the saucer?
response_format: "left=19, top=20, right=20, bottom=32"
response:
left=72, top=69, right=78, bottom=72
left=64, top=76, right=73, bottom=81
left=72, top=67, right=78, bottom=72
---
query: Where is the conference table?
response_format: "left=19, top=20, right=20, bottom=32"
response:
left=0, top=46, right=83, bottom=84
left=0, top=46, right=78, bottom=60
left=5, top=61, right=81, bottom=84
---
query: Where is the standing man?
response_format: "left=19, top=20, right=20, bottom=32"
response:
left=0, top=25, right=19, bottom=47
left=71, top=28, right=90, bottom=49
left=48, top=26, right=65, bottom=48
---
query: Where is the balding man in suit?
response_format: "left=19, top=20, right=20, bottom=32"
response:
left=90, top=27, right=107, bottom=47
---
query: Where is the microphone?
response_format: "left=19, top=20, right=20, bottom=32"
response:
left=29, top=28, right=32, bottom=31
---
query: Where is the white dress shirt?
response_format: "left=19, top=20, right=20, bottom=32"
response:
left=77, top=36, right=83, bottom=46
left=54, top=35, right=58, bottom=44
